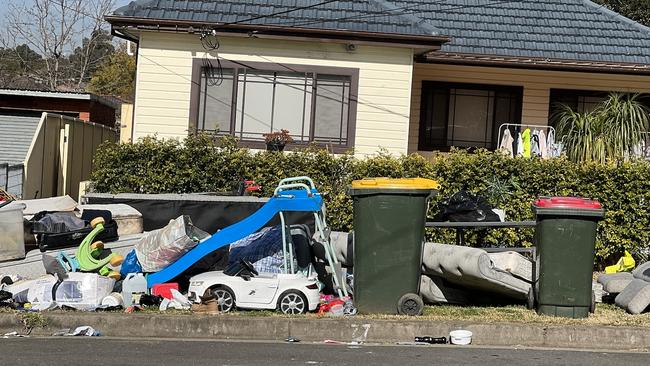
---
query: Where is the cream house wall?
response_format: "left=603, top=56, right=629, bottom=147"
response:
left=410, top=63, right=650, bottom=153
left=133, top=32, right=416, bottom=156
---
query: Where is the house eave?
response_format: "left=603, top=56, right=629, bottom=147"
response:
left=420, top=52, right=650, bottom=76
left=105, top=15, right=449, bottom=50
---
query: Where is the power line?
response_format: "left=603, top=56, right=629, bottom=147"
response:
left=269, top=0, right=524, bottom=29
left=225, top=0, right=341, bottom=25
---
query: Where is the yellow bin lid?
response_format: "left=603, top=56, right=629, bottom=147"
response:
left=351, top=177, right=440, bottom=190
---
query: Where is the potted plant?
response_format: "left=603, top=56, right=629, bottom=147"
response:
left=263, top=129, right=293, bottom=151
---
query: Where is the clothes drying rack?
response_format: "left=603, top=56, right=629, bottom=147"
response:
left=496, top=123, right=556, bottom=149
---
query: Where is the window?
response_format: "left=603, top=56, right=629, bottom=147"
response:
left=191, top=60, right=357, bottom=150
left=418, top=82, right=522, bottom=151
left=548, top=89, right=609, bottom=121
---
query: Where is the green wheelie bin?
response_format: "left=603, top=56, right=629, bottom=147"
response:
left=348, top=178, right=439, bottom=315
left=533, top=197, right=604, bottom=318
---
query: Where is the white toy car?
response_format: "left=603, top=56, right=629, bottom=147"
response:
left=187, top=259, right=320, bottom=314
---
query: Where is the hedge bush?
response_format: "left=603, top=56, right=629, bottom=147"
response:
left=91, top=134, right=650, bottom=268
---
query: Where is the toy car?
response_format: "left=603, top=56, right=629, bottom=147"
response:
left=187, top=259, right=320, bottom=314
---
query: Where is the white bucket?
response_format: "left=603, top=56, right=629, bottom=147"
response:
left=449, top=330, right=473, bottom=345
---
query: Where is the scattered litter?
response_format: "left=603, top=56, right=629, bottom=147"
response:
left=3, top=331, right=28, bottom=338
left=414, top=336, right=448, bottom=344
left=285, top=336, right=300, bottom=343
left=351, top=323, right=371, bottom=344
left=53, top=326, right=101, bottom=336
left=323, top=339, right=346, bottom=345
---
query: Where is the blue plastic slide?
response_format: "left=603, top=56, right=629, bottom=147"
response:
left=146, top=188, right=323, bottom=287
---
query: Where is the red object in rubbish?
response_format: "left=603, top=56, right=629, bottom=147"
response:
left=244, top=180, right=261, bottom=193
left=534, top=197, right=602, bottom=210
left=152, top=283, right=179, bottom=300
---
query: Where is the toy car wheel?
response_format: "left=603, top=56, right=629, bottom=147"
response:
left=277, top=290, right=308, bottom=315
left=90, top=217, right=105, bottom=228
left=397, top=293, right=424, bottom=316
left=110, top=254, right=124, bottom=267
left=107, top=271, right=121, bottom=280
left=211, top=286, right=235, bottom=313
left=91, top=241, right=104, bottom=251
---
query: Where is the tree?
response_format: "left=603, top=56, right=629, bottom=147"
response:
left=2, top=0, right=116, bottom=90
left=594, top=0, right=650, bottom=26
left=67, top=30, right=115, bottom=88
left=552, top=93, right=650, bottom=163
left=0, top=44, right=44, bottom=88
left=86, top=44, right=136, bottom=100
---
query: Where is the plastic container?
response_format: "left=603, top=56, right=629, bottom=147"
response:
left=449, top=330, right=472, bottom=345
left=348, top=178, right=439, bottom=315
left=55, top=272, right=115, bottom=311
left=101, top=292, right=124, bottom=307
left=122, top=273, right=148, bottom=307
left=0, top=203, right=26, bottom=262
left=152, top=283, right=179, bottom=300
left=533, top=197, right=604, bottom=318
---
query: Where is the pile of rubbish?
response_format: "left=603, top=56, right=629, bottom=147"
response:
left=0, top=193, right=355, bottom=317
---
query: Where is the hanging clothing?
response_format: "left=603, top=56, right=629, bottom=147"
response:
left=539, top=130, right=548, bottom=159
left=522, top=128, right=532, bottom=158
left=499, top=129, right=515, bottom=157
left=531, top=130, right=541, bottom=157
left=516, top=132, right=524, bottom=157
left=547, top=129, right=561, bottom=158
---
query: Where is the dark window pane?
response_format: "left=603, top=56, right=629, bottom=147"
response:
left=419, top=82, right=522, bottom=150
left=198, top=69, right=234, bottom=132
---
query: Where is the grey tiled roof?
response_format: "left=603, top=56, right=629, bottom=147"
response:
left=401, top=0, right=650, bottom=65
left=112, top=0, right=650, bottom=65
left=112, top=0, right=442, bottom=37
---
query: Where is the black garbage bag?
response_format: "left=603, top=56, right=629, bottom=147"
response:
left=433, top=187, right=500, bottom=222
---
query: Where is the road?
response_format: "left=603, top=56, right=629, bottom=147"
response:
left=0, top=338, right=647, bottom=366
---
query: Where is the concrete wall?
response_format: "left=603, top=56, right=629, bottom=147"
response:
left=409, top=63, right=650, bottom=153
left=23, top=113, right=117, bottom=200
left=133, top=32, right=415, bottom=156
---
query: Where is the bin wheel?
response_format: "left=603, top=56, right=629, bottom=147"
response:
left=526, top=287, right=535, bottom=310
left=90, top=217, right=105, bottom=228
left=589, top=291, right=596, bottom=314
left=397, top=293, right=424, bottom=316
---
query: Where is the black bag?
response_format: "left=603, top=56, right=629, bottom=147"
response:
left=434, top=188, right=500, bottom=222
left=31, top=210, right=119, bottom=252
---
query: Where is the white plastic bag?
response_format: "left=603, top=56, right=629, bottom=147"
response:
left=135, top=216, right=209, bottom=272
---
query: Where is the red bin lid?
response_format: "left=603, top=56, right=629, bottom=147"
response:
left=534, top=197, right=602, bottom=210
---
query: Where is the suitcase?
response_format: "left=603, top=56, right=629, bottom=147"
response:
left=31, top=210, right=120, bottom=252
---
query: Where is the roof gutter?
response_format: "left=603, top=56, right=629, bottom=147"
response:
left=421, top=52, right=650, bottom=76
left=105, top=15, right=449, bottom=49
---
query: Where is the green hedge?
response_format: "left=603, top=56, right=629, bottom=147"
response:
left=91, top=134, right=650, bottom=268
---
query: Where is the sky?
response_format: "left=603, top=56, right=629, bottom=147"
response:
left=0, top=0, right=132, bottom=20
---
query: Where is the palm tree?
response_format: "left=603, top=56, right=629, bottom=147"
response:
left=552, top=93, right=650, bottom=163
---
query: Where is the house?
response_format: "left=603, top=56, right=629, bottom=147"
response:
left=0, top=89, right=119, bottom=128
left=106, top=0, right=650, bottom=156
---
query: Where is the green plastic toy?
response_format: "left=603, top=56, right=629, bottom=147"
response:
left=75, top=217, right=123, bottom=280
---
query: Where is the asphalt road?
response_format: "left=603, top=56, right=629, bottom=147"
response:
left=0, top=338, right=647, bottom=366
